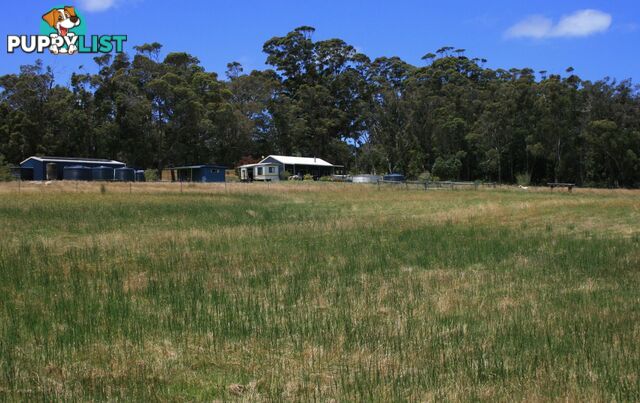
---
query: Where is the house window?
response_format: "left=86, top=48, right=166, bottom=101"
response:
left=211, top=168, right=219, bottom=174
left=257, top=167, right=263, bottom=175
left=268, top=166, right=275, bottom=174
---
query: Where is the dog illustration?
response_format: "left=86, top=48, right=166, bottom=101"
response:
left=42, top=6, right=81, bottom=54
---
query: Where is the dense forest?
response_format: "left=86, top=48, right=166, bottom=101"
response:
left=1, top=26, right=639, bottom=186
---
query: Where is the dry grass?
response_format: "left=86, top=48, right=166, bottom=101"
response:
left=0, top=182, right=638, bottom=400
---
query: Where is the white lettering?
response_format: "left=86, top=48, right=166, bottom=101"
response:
left=22, top=36, right=36, bottom=52
left=63, top=36, right=78, bottom=48
left=37, top=36, right=52, bottom=53
left=7, top=35, right=20, bottom=53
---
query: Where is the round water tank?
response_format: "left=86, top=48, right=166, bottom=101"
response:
left=383, top=173, right=405, bottom=182
left=135, top=170, right=146, bottom=182
left=63, top=165, right=92, bottom=181
left=114, top=167, right=135, bottom=182
left=351, top=175, right=381, bottom=184
left=91, top=166, right=114, bottom=181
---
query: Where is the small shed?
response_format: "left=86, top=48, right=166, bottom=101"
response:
left=170, top=165, right=226, bottom=183
left=20, top=156, right=126, bottom=181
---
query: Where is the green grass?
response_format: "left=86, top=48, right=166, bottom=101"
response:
left=0, top=184, right=639, bottom=400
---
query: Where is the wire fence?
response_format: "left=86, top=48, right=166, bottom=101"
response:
left=1, top=178, right=506, bottom=196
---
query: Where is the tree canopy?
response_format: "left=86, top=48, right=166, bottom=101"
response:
left=1, top=27, right=639, bottom=186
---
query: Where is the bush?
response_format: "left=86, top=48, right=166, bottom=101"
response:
left=144, top=169, right=158, bottom=182
left=303, top=174, right=314, bottom=181
left=418, top=171, right=432, bottom=181
left=226, top=173, right=240, bottom=182
left=432, top=157, right=462, bottom=181
left=0, top=156, right=13, bottom=182
left=280, top=170, right=291, bottom=180
left=516, top=172, right=531, bottom=186
left=319, top=176, right=333, bottom=182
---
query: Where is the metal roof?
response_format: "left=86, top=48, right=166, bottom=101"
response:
left=21, top=156, right=125, bottom=165
left=238, top=162, right=280, bottom=168
left=171, top=165, right=226, bottom=170
left=260, top=155, right=335, bottom=167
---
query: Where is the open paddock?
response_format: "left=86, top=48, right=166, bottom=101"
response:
left=0, top=182, right=638, bottom=400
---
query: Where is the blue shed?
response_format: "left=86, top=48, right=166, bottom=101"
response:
left=20, top=156, right=126, bottom=181
left=171, top=165, right=226, bottom=183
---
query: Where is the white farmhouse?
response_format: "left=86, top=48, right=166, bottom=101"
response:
left=239, top=155, right=341, bottom=181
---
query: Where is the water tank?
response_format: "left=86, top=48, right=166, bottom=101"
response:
left=383, top=173, right=405, bottom=182
left=135, top=170, right=146, bottom=182
left=114, top=167, right=135, bottom=182
left=351, top=175, right=381, bottom=184
left=46, top=163, right=58, bottom=180
left=63, top=165, right=92, bottom=181
left=91, top=166, right=114, bottom=181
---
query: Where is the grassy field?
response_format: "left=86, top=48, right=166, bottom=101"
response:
left=0, top=182, right=639, bottom=401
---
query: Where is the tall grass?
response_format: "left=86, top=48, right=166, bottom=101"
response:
left=0, top=184, right=638, bottom=400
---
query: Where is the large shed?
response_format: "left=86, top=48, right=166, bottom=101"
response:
left=20, top=156, right=126, bottom=181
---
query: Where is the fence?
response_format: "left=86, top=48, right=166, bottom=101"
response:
left=1, top=178, right=501, bottom=195
left=377, top=180, right=497, bottom=191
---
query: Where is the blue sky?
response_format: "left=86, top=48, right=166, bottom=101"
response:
left=1, top=0, right=639, bottom=85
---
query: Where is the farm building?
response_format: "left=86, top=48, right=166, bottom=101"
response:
left=165, top=165, right=226, bottom=182
left=239, top=155, right=342, bottom=181
left=19, top=156, right=126, bottom=181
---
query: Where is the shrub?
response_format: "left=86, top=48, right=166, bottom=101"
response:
left=303, top=174, right=314, bottom=181
left=0, top=156, right=13, bottom=182
left=280, top=170, right=292, bottom=180
left=144, top=169, right=159, bottom=182
left=432, top=157, right=462, bottom=180
left=516, top=172, right=531, bottom=186
left=418, top=171, right=432, bottom=181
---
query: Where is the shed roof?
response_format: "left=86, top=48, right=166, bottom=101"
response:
left=171, top=165, right=226, bottom=170
left=21, top=156, right=125, bottom=165
left=260, top=155, right=335, bottom=167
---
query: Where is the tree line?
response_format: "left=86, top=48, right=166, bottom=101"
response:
left=1, top=26, right=639, bottom=186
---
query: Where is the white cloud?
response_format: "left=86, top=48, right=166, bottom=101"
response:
left=506, top=9, right=612, bottom=39
left=506, top=15, right=553, bottom=39
left=77, top=0, right=117, bottom=12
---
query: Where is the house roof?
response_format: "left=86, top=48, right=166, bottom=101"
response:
left=261, top=155, right=335, bottom=167
left=237, top=162, right=280, bottom=168
left=21, top=156, right=125, bottom=165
